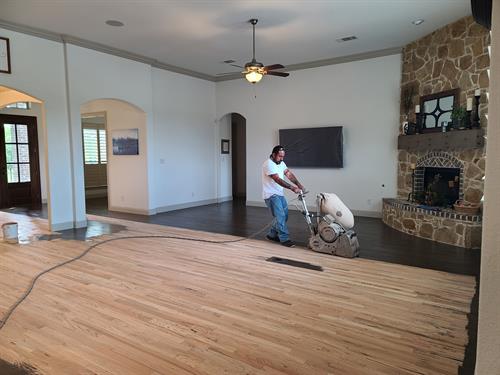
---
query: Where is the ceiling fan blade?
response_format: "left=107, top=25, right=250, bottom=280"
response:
left=264, top=64, right=285, bottom=71
left=267, top=71, right=289, bottom=77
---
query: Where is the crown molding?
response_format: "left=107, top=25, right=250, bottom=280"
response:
left=0, top=18, right=63, bottom=42
left=150, top=60, right=214, bottom=81
left=215, top=46, right=402, bottom=82
left=1, top=18, right=401, bottom=84
left=0, top=19, right=214, bottom=81
left=285, top=47, right=402, bottom=72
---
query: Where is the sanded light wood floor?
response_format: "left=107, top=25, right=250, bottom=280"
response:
left=0, top=212, right=476, bottom=375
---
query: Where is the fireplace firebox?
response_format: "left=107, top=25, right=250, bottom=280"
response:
left=423, top=167, right=460, bottom=206
left=413, top=166, right=461, bottom=207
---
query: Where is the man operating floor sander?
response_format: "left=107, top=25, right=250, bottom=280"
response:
left=262, top=145, right=359, bottom=258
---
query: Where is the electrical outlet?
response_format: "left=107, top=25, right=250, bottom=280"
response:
left=191, top=192, right=195, bottom=197
left=160, top=158, right=165, bottom=164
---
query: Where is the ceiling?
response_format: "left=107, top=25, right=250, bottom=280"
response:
left=0, top=0, right=471, bottom=78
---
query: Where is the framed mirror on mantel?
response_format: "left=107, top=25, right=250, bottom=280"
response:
left=420, top=88, right=459, bottom=133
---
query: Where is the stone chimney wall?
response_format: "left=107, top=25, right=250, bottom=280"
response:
left=398, top=16, right=489, bottom=204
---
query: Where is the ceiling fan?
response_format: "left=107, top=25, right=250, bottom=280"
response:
left=220, top=18, right=290, bottom=83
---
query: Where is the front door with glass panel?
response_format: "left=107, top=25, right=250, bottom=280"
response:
left=0, top=115, right=41, bottom=208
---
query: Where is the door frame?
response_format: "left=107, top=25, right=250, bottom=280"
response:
left=81, top=111, right=109, bottom=210
left=0, top=114, right=42, bottom=208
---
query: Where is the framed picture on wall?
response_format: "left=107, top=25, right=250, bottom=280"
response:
left=221, top=139, right=230, bottom=154
left=0, top=37, right=11, bottom=74
left=112, top=129, right=139, bottom=155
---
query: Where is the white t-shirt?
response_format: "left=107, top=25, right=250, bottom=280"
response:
left=262, top=159, right=288, bottom=199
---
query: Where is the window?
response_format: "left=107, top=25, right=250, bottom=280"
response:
left=6, top=102, right=31, bottom=110
left=4, top=123, right=31, bottom=183
left=83, top=128, right=107, bottom=165
left=99, top=129, right=107, bottom=163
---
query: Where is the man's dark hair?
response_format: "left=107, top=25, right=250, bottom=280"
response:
left=271, top=145, right=284, bottom=156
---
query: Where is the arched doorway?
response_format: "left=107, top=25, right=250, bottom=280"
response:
left=218, top=112, right=246, bottom=202
left=80, top=99, right=148, bottom=215
left=231, top=113, right=246, bottom=200
left=0, top=85, right=46, bottom=210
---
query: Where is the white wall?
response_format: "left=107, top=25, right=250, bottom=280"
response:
left=0, top=30, right=218, bottom=222
left=66, top=44, right=154, bottom=219
left=81, top=100, right=148, bottom=213
left=151, top=68, right=217, bottom=211
left=218, top=113, right=232, bottom=200
left=216, top=54, right=401, bottom=216
left=0, top=27, right=74, bottom=230
left=0, top=102, right=48, bottom=202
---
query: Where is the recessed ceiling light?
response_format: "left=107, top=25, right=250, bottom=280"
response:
left=412, top=19, right=424, bottom=26
left=336, top=36, right=358, bottom=43
left=105, top=20, right=124, bottom=27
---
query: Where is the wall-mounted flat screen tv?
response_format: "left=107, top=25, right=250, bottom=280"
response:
left=279, top=126, right=343, bottom=168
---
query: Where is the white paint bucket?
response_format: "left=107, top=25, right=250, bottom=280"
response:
left=2, top=222, right=19, bottom=244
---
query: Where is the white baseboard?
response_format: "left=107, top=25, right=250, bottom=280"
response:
left=108, top=205, right=153, bottom=215
left=74, top=219, right=88, bottom=228
left=217, top=196, right=233, bottom=203
left=50, top=221, right=74, bottom=231
left=50, top=219, right=88, bottom=231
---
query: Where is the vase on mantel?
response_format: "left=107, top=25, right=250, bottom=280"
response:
left=401, top=114, right=409, bottom=135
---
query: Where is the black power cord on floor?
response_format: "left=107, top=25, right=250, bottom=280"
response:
left=0, top=222, right=273, bottom=331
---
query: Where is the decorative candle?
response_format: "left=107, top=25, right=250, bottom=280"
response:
left=475, top=89, right=481, bottom=97
left=467, top=97, right=473, bottom=111
left=415, top=105, right=420, bottom=113
left=410, top=163, right=416, bottom=170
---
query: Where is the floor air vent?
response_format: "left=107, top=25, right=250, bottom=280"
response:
left=266, top=257, right=323, bottom=271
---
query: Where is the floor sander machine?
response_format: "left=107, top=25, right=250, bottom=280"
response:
left=297, top=191, right=360, bottom=258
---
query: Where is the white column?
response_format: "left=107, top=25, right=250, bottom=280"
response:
left=476, top=0, right=500, bottom=372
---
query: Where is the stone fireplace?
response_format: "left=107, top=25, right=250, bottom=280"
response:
left=382, top=16, right=489, bottom=249
left=385, top=141, right=484, bottom=249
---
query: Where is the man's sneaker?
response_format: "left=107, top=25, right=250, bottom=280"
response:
left=281, top=240, right=295, bottom=248
left=266, top=235, right=280, bottom=243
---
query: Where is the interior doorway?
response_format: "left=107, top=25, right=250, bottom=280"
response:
left=0, top=114, right=41, bottom=208
left=231, top=113, right=246, bottom=200
left=81, top=113, right=108, bottom=208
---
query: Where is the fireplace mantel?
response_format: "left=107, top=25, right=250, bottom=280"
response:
left=398, top=128, right=485, bottom=152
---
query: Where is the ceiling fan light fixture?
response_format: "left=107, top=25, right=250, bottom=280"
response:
left=245, top=70, right=263, bottom=83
